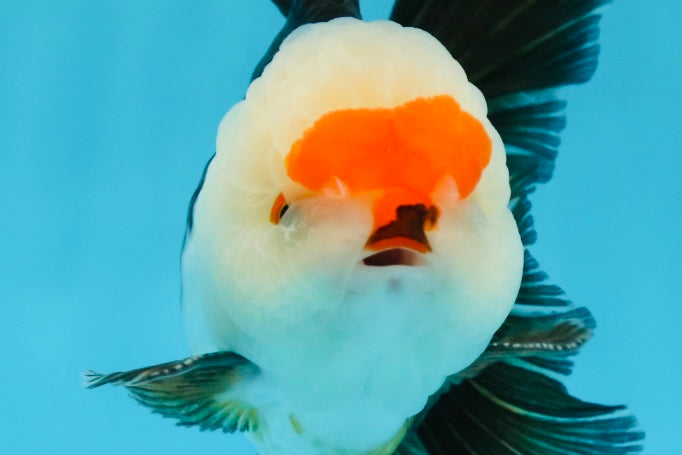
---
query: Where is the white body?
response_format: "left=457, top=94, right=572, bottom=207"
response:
left=182, top=19, right=523, bottom=454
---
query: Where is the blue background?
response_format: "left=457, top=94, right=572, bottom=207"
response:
left=1, top=1, right=679, bottom=453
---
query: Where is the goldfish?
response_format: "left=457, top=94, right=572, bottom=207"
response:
left=87, top=1, right=644, bottom=453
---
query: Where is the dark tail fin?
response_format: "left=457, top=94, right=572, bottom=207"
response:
left=414, top=363, right=644, bottom=455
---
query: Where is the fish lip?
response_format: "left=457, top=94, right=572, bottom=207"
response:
left=361, top=248, right=427, bottom=267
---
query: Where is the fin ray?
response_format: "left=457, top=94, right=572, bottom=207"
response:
left=414, top=363, right=644, bottom=454
left=86, top=351, right=260, bottom=433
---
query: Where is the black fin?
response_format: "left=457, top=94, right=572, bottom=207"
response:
left=86, top=351, right=260, bottom=433
left=271, top=0, right=358, bottom=19
left=517, top=251, right=572, bottom=308
left=484, top=307, right=595, bottom=375
left=271, top=0, right=293, bottom=16
left=390, top=0, right=610, bottom=190
left=395, top=432, right=429, bottom=454
left=510, top=192, right=572, bottom=309
left=452, top=306, right=594, bottom=385
left=493, top=97, right=568, bottom=188
left=416, top=363, right=644, bottom=455
left=254, top=0, right=361, bottom=80
left=183, top=153, right=214, bottom=245
left=510, top=185, right=572, bottom=309
left=489, top=307, right=595, bottom=358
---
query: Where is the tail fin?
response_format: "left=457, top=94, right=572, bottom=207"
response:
left=386, top=1, right=643, bottom=453
left=414, top=362, right=644, bottom=455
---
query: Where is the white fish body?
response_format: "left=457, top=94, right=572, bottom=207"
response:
left=182, top=19, right=523, bottom=454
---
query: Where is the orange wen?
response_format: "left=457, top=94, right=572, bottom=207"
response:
left=286, top=95, right=491, bottom=229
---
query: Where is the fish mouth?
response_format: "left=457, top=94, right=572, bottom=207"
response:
left=362, top=248, right=426, bottom=267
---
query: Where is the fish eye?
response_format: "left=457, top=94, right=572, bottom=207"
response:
left=270, top=193, right=289, bottom=224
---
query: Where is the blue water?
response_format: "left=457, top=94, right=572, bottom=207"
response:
left=1, top=1, right=679, bottom=453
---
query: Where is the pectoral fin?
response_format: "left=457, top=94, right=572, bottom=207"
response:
left=86, top=351, right=260, bottom=433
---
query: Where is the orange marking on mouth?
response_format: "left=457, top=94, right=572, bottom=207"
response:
left=286, top=95, right=491, bottom=228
